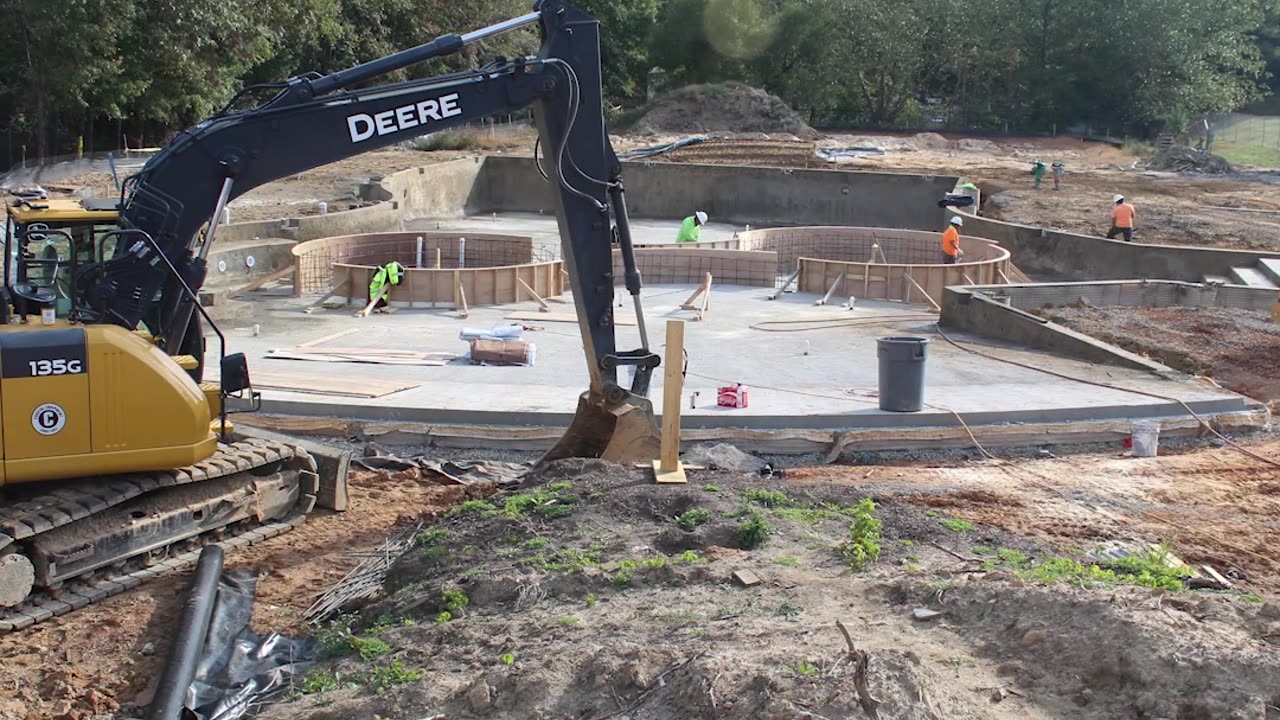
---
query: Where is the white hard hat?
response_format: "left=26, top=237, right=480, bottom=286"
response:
left=1113, top=194, right=1124, bottom=203
left=695, top=211, right=708, bottom=224
left=950, top=215, right=963, bottom=226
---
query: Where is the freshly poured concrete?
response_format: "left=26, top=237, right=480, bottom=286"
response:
left=221, top=282, right=1253, bottom=431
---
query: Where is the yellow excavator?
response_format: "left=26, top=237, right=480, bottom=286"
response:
left=0, top=0, right=661, bottom=631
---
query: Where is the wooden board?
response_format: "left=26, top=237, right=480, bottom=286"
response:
left=505, top=311, right=636, bottom=326
left=264, top=350, right=451, bottom=366
left=249, top=370, right=419, bottom=398
left=297, top=327, right=359, bottom=349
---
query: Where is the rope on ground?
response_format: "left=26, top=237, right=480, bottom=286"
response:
left=749, top=314, right=937, bottom=332
left=933, top=323, right=1280, bottom=470
left=934, top=322, right=1280, bottom=574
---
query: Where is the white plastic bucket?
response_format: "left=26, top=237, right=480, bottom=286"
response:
left=1132, top=421, right=1160, bottom=457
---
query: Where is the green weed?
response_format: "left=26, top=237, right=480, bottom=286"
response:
left=435, top=611, right=452, bottom=623
left=743, top=488, right=794, bottom=508
left=839, top=499, right=882, bottom=570
left=939, top=518, right=974, bottom=532
left=775, top=555, right=798, bottom=567
left=559, top=616, right=580, bottom=625
left=502, top=486, right=579, bottom=520
left=776, top=600, right=803, bottom=617
left=500, top=653, right=516, bottom=665
left=674, top=550, right=704, bottom=565
left=703, top=485, right=721, bottom=493
left=1241, top=593, right=1265, bottom=603
left=737, top=513, right=770, bottom=549
left=585, top=593, right=597, bottom=608
left=300, top=667, right=342, bottom=694
left=524, top=537, right=550, bottom=549
left=317, top=622, right=392, bottom=661
left=990, top=545, right=1192, bottom=591
left=613, top=570, right=633, bottom=589
left=442, top=589, right=470, bottom=612
left=898, top=539, right=915, bottom=547
left=676, top=508, right=713, bottom=529
left=785, top=659, right=819, bottom=677
left=414, top=527, right=450, bottom=547
left=361, top=659, right=425, bottom=692
left=971, top=545, right=992, bottom=556
left=447, top=499, right=497, bottom=519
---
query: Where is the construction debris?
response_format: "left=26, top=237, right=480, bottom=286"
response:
left=1144, top=145, right=1233, bottom=174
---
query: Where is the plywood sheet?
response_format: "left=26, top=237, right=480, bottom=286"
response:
left=250, top=370, right=419, bottom=398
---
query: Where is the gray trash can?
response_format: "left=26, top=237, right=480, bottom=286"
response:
left=877, top=336, right=928, bottom=412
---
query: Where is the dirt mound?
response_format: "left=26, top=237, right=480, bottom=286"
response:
left=912, top=132, right=952, bottom=150
left=630, top=83, right=818, bottom=139
left=1045, top=305, right=1280, bottom=402
left=1145, top=145, right=1233, bottom=173
left=957, top=137, right=999, bottom=153
left=260, top=458, right=1280, bottom=720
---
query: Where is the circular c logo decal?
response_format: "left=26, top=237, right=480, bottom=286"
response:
left=32, top=403, right=66, bottom=435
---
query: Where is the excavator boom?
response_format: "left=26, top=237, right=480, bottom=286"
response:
left=96, top=0, right=660, bottom=457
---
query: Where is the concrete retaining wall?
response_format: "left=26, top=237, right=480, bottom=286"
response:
left=940, top=278, right=1280, bottom=371
left=475, top=156, right=957, bottom=228
left=940, top=287, right=1169, bottom=371
left=962, top=212, right=1280, bottom=282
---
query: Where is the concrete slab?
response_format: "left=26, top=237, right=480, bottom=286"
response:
left=1229, top=265, right=1278, bottom=289
left=218, top=281, right=1251, bottom=433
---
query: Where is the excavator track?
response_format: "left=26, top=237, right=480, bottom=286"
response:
left=0, top=439, right=318, bottom=633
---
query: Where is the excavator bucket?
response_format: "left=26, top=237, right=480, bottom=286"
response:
left=541, top=390, right=661, bottom=465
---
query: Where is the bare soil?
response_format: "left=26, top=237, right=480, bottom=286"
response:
left=261, top=449, right=1280, bottom=720
left=1046, top=305, right=1280, bottom=403
left=5, top=437, right=1280, bottom=719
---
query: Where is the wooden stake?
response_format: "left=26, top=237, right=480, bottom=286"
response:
left=226, top=265, right=294, bottom=300
left=457, top=279, right=470, bottom=319
left=903, top=272, right=941, bottom=312
left=816, top=273, right=844, bottom=306
left=355, top=286, right=386, bottom=317
left=434, top=247, right=442, bottom=269
left=680, top=274, right=710, bottom=309
left=698, top=272, right=712, bottom=320
left=769, top=268, right=800, bottom=300
left=1272, top=291, right=1280, bottom=322
left=653, top=320, right=687, bottom=484
left=303, top=278, right=351, bottom=314
left=517, top=277, right=551, bottom=312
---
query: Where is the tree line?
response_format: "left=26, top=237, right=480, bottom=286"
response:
left=1, top=0, right=1276, bottom=164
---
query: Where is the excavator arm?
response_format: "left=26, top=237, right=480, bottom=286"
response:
left=87, top=1, right=660, bottom=461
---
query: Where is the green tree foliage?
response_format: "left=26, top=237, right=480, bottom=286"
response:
left=0, top=0, right=1273, bottom=162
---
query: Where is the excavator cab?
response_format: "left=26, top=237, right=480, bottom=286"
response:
left=4, top=196, right=121, bottom=321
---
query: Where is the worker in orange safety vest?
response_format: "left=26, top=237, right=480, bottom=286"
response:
left=1107, top=194, right=1136, bottom=242
left=941, top=215, right=963, bottom=264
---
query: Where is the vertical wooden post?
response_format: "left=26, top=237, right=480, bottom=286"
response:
left=653, top=320, right=687, bottom=483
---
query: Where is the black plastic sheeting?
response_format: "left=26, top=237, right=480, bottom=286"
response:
left=617, top=136, right=708, bottom=159
left=188, top=571, right=316, bottom=720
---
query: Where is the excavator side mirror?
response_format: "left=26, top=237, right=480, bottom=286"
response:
left=221, top=353, right=251, bottom=394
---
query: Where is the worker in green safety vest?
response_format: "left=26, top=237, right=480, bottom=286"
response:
left=368, top=261, right=405, bottom=311
left=676, top=211, right=708, bottom=243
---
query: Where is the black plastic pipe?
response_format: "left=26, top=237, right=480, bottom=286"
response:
left=146, top=545, right=224, bottom=720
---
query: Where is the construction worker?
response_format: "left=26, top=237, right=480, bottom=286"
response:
left=942, top=216, right=963, bottom=264
left=676, top=210, right=708, bottom=243
left=1051, top=162, right=1065, bottom=190
left=368, top=261, right=405, bottom=311
left=1106, top=195, right=1136, bottom=242
left=1030, top=160, right=1047, bottom=189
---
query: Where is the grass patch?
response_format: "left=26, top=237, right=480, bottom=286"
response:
left=502, top=485, right=579, bottom=520
left=522, top=546, right=603, bottom=573
left=839, top=499, right=882, bottom=570
left=983, top=545, right=1193, bottom=591
left=939, top=518, right=974, bottom=532
left=500, top=653, right=516, bottom=665
left=1241, top=593, right=1265, bottom=603
left=442, top=589, right=469, bottom=613
left=737, top=513, right=770, bottom=549
left=317, top=620, right=394, bottom=661
left=743, top=488, right=794, bottom=508
left=702, top=485, right=721, bottom=493
left=676, top=508, right=712, bottom=529
left=1213, top=140, right=1280, bottom=168
left=776, top=600, right=803, bottom=617
left=559, top=616, right=581, bottom=625
left=775, top=555, right=798, bottom=567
